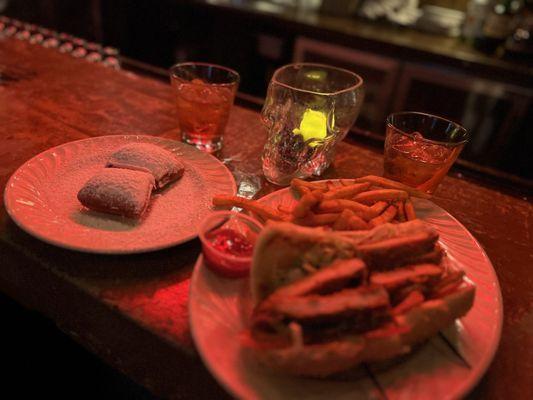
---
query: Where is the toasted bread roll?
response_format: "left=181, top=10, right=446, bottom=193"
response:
left=247, top=220, right=475, bottom=377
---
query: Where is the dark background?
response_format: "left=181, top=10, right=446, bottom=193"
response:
left=0, top=290, right=156, bottom=399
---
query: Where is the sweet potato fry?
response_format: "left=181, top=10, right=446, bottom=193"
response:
left=396, top=201, right=406, bottom=222
left=404, top=199, right=417, bottom=221
left=291, top=178, right=329, bottom=192
left=353, top=175, right=431, bottom=199
left=332, top=209, right=354, bottom=231
left=326, top=181, right=337, bottom=191
left=212, top=195, right=286, bottom=221
left=322, top=182, right=371, bottom=200
left=292, top=183, right=311, bottom=197
left=216, top=176, right=422, bottom=231
left=368, top=201, right=388, bottom=218
left=293, top=212, right=340, bottom=227
left=348, top=214, right=371, bottom=230
left=333, top=209, right=370, bottom=231
left=292, top=191, right=324, bottom=218
left=316, top=199, right=373, bottom=219
left=353, top=189, right=408, bottom=205
left=277, top=204, right=293, bottom=215
left=369, top=205, right=398, bottom=227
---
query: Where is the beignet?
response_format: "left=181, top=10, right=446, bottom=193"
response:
left=106, top=143, right=184, bottom=189
left=77, top=168, right=155, bottom=218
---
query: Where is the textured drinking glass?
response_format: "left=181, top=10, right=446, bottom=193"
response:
left=170, top=62, right=240, bottom=153
left=261, top=63, right=364, bottom=186
left=383, top=112, right=469, bottom=194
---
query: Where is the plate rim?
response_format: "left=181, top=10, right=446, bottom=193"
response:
left=189, top=180, right=503, bottom=399
left=3, top=135, right=237, bottom=254
left=189, top=254, right=248, bottom=399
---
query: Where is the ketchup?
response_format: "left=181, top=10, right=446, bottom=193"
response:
left=202, top=228, right=254, bottom=278
left=207, top=228, right=253, bottom=257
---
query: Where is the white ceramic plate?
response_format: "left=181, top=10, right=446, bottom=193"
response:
left=4, top=135, right=236, bottom=254
left=189, top=182, right=503, bottom=400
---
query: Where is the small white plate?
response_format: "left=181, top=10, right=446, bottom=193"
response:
left=189, top=182, right=503, bottom=400
left=4, top=135, right=236, bottom=254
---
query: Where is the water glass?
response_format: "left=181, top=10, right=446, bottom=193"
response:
left=261, top=63, right=364, bottom=186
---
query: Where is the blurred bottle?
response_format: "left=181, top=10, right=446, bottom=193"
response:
left=504, top=0, right=533, bottom=59
left=474, top=0, right=523, bottom=54
left=463, top=0, right=492, bottom=43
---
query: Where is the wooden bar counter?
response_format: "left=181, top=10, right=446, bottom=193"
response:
left=0, top=37, right=531, bottom=399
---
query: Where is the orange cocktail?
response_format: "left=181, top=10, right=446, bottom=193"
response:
left=383, top=112, right=468, bottom=194
left=170, top=63, right=239, bottom=153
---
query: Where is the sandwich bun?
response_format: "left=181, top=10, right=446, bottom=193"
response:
left=246, top=221, right=475, bottom=377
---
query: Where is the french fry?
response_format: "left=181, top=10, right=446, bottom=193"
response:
left=212, top=195, right=286, bottom=221
left=404, top=199, right=417, bottom=221
left=396, top=201, right=406, bottom=222
left=322, top=182, right=371, bottom=200
left=292, top=183, right=311, bottom=197
left=293, top=212, right=340, bottom=227
left=291, top=178, right=329, bottom=192
left=277, top=204, right=293, bottom=215
left=291, top=178, right=356, bottom=193
left=332, top=209, right=354, bottom=231
left=416, top=146, right=457, bottom=192
left=215, top=176, right=421, bottom=231
left=326, top=181, right=336, bottom=191
left=369, top=205, right=398, bottom=227
left=353, top=175, right=431, bottom=199
left=348, top=214, right=371, bottom=230
left=316, top=199, right=373, bottom=219
left=332, top=209, right=369, bottom=231
left=353, top=189, right=408, bottom=205
left=368, top=201, right=388, bottom=218
left=323, top=179, right=354, bottom=187
left=292, top=191, right=324, bottom=218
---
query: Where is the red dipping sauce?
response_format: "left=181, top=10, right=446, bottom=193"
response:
left=199, top=212, right=262, bottom=279
left=207, top=228, right=254, bottom=257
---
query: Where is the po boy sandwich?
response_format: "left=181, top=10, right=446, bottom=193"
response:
left=243, top=220, right=475, bottom=377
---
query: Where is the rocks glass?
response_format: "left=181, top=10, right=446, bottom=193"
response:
left=383, top=112, right=469, bottom=194
left=170, top=62, right=240, bottom=153
left=261, top=63, right=364, bottom=186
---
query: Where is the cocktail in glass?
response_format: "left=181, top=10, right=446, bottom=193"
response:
left=383, top=112, right=468, bottom=194
left=170, top=62, right=239, bottom=153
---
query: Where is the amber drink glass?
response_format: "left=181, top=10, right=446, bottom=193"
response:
left=170, top=62, right=239, bottom=153
left=384, top=112, right=468, bottom=194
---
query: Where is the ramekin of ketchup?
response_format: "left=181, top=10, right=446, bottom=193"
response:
left=198, top=211, right=263, bottom=278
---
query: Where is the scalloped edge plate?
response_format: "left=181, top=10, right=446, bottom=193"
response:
left=189, top=181, right=502, bottom=400
left=4, top=135, right=236, bottom=254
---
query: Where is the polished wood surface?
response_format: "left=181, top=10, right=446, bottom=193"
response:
left=0, top=37, right=532, bottom=399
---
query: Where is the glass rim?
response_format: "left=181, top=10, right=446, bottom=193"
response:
left=386, top=111, right=469, bottom=147
left=198, top=211, right=263, bottom=262
left=271, top=62, right=364, bottom=96
left=169, top=62, right=240, bottom=87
